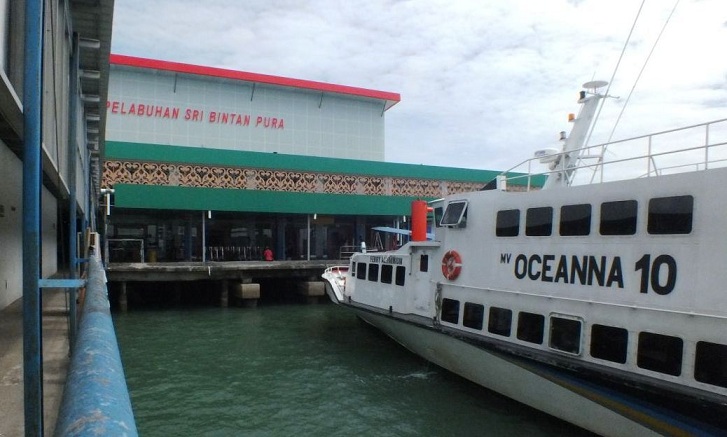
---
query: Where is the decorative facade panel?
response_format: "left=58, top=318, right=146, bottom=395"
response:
left=103, top=160, right=484, bottom=199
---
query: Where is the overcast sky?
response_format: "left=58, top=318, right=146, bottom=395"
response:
left=111, top=0, right=727, bottom=171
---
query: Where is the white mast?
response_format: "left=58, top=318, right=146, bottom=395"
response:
left=542, top=81, right=607, bottom=189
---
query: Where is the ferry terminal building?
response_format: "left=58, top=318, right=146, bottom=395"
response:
left=103, top=55, right=524, bottom=262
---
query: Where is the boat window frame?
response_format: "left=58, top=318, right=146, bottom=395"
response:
left=441, top=298, right=460, bottom=324
left=637, top=331, right=683, bottom=376
left=525, top=206, right=553, bottom=236
left=548, top=314, right=583, bottom=355
left=694, top=341, right=727, bottom=388
left=487, top=306, right=513, bottom=337
left=647, top=195, right=694, bottom=235
left=559, top=203, right=592, bottom=236
left=367, top=263, right=379, bottom=282
left=516, top=311, right=545, bottom=344
left=395, top=266, right=406, bottom=286
left=496, top=209, right=520, bottom=237
left=440, top=200, right=469, bottom=228
left=463, top=302, right=485, bottom=330
left=600, top=200, right=638, bottom=236
left=380, top=264, right=393, bottom=284
left=590, top=324, right=628, bottom=364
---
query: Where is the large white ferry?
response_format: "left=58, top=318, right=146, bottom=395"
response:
left=322, top=82, right=727, bottom=435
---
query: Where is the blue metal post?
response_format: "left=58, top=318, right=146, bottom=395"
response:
left=22, top=0, right=45, bottom=435
left=67, top=33, right=80, bottom=350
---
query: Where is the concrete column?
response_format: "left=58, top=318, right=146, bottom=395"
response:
left=173, top=282, right=181, bottom=306
left=220, top=279, right=228, bottom=308
left=119, top=281, right=128, bottom=313
left=276, top=217, right=286, bottom=260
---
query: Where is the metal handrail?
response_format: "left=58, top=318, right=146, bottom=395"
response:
left=498, top=118, right=727, bottom=190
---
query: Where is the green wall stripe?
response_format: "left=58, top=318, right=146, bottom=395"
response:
left=105, top=141, right=541, bottom=186
left=114, top=184, right=430, bottom=215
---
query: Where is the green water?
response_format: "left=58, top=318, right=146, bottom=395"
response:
left=114, top=303, right=588, bottom=436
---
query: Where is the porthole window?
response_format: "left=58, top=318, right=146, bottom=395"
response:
left=367, top=263, right=379, bottom=282
left=600, top=200, right=637, bottom=235
left=637, top=332, right=683, bottom=376
left=549, top=316, right=582, bottom=354
left=516, top=312, right=544, bottom=344
left=488, top=307, right=512, bottom=337
left=590, top=324, right=628, bottom=364
left=648, top=195, right=693, bottom=234
left=463, top=303, right=485, bottom=330
left=560, top=204, right=592, bottom=236
left=395, top=266, right=406, bottom=286
left=441, top=298, right=460, bottom=324
left=381, top=264, right=393, bottom=284
left=695, top=341, right=727, bottom=388
left=526, top=207, right=553, bottom=236
left=496, top=209, right=520, bottom=237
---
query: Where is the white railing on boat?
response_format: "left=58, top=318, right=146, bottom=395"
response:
left=500, top=118, right=727, bottom=190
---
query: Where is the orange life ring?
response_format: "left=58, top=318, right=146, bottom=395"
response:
left=441, top=250, right=462, bottom=280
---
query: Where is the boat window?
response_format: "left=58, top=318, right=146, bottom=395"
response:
left=356, top=262, right=366, bottom=279
left=525, top=207, right=553, bottom=236
left=395, top=266, right=406, bottom=286
left=694, top=341, right=727, bottom=388
left=463, top=303, right=485, bottom=330
left=367, top=263, right=379, bottom=282
left=381, top=264, right=393, bottom=284
left=420, top=254, right=429, bottom=272
left=648, top=195, right=693, bottom=235
left=487, top=307, right=512, bottom=337
left=496, top=209, right=520, bottom=237
left=637, top=332, right=683, bottom=376
left=351, top=262, right=356, bottom=276
left=549, top=316, right=582, bottom=354
left=441, top=298, right=460, bottom=324
left=560, top=204, right=591, bottom=236
left=590, top=324, right=628, bottom=364
left=434, top=207, right=444, bottom=228
left=440, top=201, right=468, bottom=227
left=600, top=200, right=637, bottom=235
left=516, top=312, right=544, bottom=344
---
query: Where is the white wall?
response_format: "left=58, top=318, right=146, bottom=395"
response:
left=0, top=140, right=22, bottom=309
left=0, top=142, right=59, bottom=310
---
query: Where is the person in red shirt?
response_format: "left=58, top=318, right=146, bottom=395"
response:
left=263, top=247, right=274, bottom=261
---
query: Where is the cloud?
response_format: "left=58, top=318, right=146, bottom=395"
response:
left=111, top=0, right=727, bottom=171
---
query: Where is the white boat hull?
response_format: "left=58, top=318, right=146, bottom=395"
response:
left=353, top=307, right=676, bottom=437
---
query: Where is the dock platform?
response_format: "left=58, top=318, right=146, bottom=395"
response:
left=106, top=260, right=346, bottom=309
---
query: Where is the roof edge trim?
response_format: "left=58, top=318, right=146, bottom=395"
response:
left=109, top=54, right=401, bottom=110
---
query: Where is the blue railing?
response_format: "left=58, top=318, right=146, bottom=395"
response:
left=54, top=251, right=138, bottom=436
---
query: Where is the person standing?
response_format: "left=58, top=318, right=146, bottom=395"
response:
left=263, top=246, right=274, bottom=261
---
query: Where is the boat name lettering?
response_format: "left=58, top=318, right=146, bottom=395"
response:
left=369, top=255, right=403, bottom=265
left=504, top=253, right=677, bottom=294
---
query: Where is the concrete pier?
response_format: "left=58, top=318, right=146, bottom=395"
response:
left=107, top=260, right=344, bottom=310
left=231, top=281, right=261, bottom=307
left=296, top=281, right=326, bottom=304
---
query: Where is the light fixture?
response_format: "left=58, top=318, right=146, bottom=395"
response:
left=208, top=210, right=212, bottom=219
left=313, top=213, right=317, bottom=220
left=79, top=38, right=101, bottom=50
left=81, top=94, right=100, bottom=103
left=80, top=69, right=101, bottom=80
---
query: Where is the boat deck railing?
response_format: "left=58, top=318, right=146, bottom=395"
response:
left=500, top=118, right=727, bottom=190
